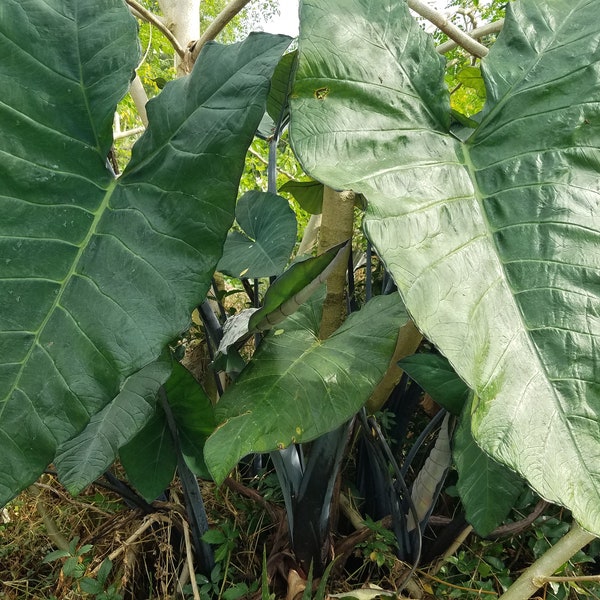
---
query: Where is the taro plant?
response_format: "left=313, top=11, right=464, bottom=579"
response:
left=288, top=0, right=600, bottom=586
left=0, top=0, right=290, bottom=572
left=0, top=0, right=418, bottom=583
left=3, top=0, right=600, bottom=597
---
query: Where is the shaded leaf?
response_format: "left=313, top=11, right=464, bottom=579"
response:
left=0, top=0, right=290, bottom=507
left=454, top=400, right=525, bottom=537
left=119, top=403, right=176, bottom=501
left=399, top=353, right=470, bottom=416
left=205, top=290, right=408, bottom=483
left=166, top=362, right=216, bottom=479
left=54, top=356, right=172, bottom=494
left=218, top=191, right=297, bottom=279
left=267, top=50, right=297, bottom=128
left=279, top=179, right=324, bottom=214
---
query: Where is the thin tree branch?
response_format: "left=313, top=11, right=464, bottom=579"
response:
left=407, top=0, right=489, bottom=58
left=125, top=0, right=186, bottom=59
left=189, top=0, right=253, bottom=64
left=498, top=522, right=596, bottom=600
left=248, top=146, right=296, bottom=180
left=436, top=19, right=505, bottom=54
left=114, top=126, right=146, bottom=140
left=129, top=74, right=149, bottom=127
left=540, top=575, right=600, bottom=584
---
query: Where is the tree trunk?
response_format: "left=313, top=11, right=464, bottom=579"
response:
left=318, top=187, right=355, bottom=340
left=158, top=0, right=200, bottom=74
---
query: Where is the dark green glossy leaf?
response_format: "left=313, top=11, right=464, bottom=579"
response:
left=166, top=362, right=216, bottom=479
left=279, top=179, right=324, bottom=214
left=399, top=353, right=470, bottom=416
left=217, top=191, right=297, bottom=279
left=205, top=290, right=408, bottom=483
left=454, top=400, right=525, bottom=537
left=120, top=404, right=176, bottom=502
left=121, top=361, right=216, bottom=493
left=0, top=0, right=290, bottom=505
left=54, top=356, right=172, bottom=494
left=290, top=0, right=600, bottom=533
left=267, top=50, right=297, bottom=128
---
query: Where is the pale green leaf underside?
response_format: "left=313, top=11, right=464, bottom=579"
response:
left=205, top=290, right=407, bottom=483
left=0, top=0, right=290, bottom=505
left=290, top=0, right=600, bottom=533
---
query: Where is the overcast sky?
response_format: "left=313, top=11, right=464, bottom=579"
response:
left=260, top=0, right=452, bottom=37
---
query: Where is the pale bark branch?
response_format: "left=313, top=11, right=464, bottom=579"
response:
left=114, top=126, right=146, bottom=140
left=407, top=0, right=489, bottom=58
left=541, top=575, right=600, bottom=583
left=189, top=0, right=253, bottom=64
left=498, top=523, right=596, bottom=600
left=125, top=0, right=186, bottom=59
left=129, top=74, right=150, bottom=127
left=318, top=187, right=354, bottom=340
left=436, top=19, right=504, bottom=54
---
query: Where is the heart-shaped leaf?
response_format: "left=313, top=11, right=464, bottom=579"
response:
left=290, top=0, right=600, bottom=533
left=0, top=0, right=290, bottom=505
left=217, top=191, right=297, bottom=279
left=205, top=290, right=408, bottom=483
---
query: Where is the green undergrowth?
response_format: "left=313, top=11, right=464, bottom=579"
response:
left=2, top=469, right=599, bottom=600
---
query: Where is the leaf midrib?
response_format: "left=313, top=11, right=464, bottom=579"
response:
left=1, top=178, right=118, bottom=418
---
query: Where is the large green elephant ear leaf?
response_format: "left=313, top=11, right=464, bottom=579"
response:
left=205, top=290, right=408, bottom=484
left=290, top=0, right=600, bottom=534
left=0, top=0, right=290, bottom=506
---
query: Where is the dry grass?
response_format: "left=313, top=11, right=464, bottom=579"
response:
left=1, top=475, right=196, bottom=599
left=0, top=472, right=283, bottom=600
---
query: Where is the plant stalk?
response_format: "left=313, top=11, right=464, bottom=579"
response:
left=317, top=187, right=354, bottom=339
left=366, top=319, right=422, bottom=414
left=498, top=522, right=596, bottom=600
